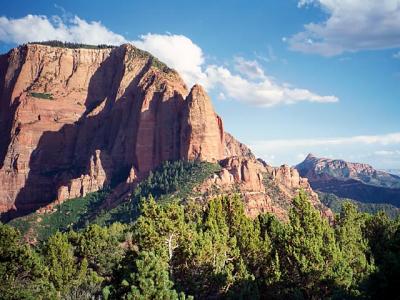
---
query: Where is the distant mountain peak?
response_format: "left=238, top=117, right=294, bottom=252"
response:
left=295, top=155, right=400, bottom=207
left=305, top=153, right=317, bottom=160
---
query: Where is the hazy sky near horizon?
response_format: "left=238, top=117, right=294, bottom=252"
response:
left=1, top=0, right=400, bottom=169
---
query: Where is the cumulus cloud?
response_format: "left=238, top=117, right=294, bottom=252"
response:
left=132, top=33, right=207, bottom=88
left=0, top=14, right=338, bottom=107
left=0, top=14, right=126, bottom=45
left=233, top=57, right=266, bottom=80
left=288, top=0, right=400, bottom=56
left=205, top=63, right=338, bottom=106
left=130, top=37, right=338, bottom=106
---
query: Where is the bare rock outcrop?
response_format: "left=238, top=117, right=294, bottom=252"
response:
left=296, top=153, right=400, bottom=208
left=218, top=156, right=264, bottom=192
left=199, top=157, right=332, bottom=220
left=224, top=132, right=255, bottom=159
left=57, top=149, right=111, bottom=201
left=180, top=85, right=224, bottom=162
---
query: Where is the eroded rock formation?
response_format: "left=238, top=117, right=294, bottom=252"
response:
left=0, top=43, right=330, bottom=221
left=199, top=157, right=332, bottom=220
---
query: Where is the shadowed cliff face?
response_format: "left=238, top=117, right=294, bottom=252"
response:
left=0, top=47, right=26, bottom=169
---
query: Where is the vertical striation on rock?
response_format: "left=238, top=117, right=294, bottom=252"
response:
left=0, top=43, right=190, bottom=218
left=180, top=85, right=225, bottom=162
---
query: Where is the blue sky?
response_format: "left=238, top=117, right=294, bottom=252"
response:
left=1, top=0, right=400, bottom=169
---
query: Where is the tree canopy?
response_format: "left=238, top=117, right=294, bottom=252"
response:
left=2, top=191, right=400, bottom=299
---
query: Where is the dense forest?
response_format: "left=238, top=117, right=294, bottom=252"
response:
left=2, top=190, right=400, bottom=299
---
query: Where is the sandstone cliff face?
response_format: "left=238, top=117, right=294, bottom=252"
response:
left=224, top=132, right=255, bottom=159
left=0, top=43, right=330, bottom=221
left=0, top=43, right=225, bottom=218
left=180, top=85, right=224, bottom=162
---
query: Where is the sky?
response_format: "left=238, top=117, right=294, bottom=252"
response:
left=1, top=0, right=400, bottom=169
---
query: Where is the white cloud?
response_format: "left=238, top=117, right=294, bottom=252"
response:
left=297, top=0, right=315, bottom=7
left=234, top=56, right=266, bottom=80
left=0, top=14, right=126, bottom=45
left=288, top=0, right=400, bottom=56
left=0, top=14, right=338, bottom=107
left=250, top=132, right=400, bottom=151
left=217, top=92, right=226, bottom=100
left=132, top=33, right=207, bottom=88
left=205, top=64, right=338, bottom=107
left=130, top=37, right=338, bottom=106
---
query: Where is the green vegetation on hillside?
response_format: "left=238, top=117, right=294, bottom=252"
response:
left=150, top=56, right=173, bottom=73
left=9, top=190, right=109, bottom=241
left=94, top=160, right=221, bottom=225
left=319, top=191, right=400, bottom=219
left=125, top=45, right=173, bottom=73
left=29, top=40, right=116, bottom=49
left=2, top=192, right=400, bottom=299
left=9, top=160, right=220, bottom=240
left=30, top=92, right=54, bottom=100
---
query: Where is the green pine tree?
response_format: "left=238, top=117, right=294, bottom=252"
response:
left=120, top=251, right=191, bottom=300
left=335, top=202, right=375, bottom=296
left=280, top=191, right=346, bottom=298
left=44, top=231, right=87, bottom=294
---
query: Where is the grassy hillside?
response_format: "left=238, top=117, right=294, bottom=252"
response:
left=8, top=160, right=220, bottom=240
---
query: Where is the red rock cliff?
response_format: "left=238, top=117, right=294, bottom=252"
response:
left=0, top=43, right=225, bottom=218
left=180, top=85, right=225, bottom=162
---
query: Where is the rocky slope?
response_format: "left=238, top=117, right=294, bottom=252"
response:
left=197, top=158, right=331, bottom=220
left=0, top=43, right=329, bottom=221
left=296, top=154, right=400, bottom=207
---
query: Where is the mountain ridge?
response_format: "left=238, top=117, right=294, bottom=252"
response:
left=297, top=153, right=400, bottom=188
left=296, top=153, right=400, bottom=208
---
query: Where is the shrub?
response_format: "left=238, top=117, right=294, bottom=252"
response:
left=30, top=92, right=54, bottom=100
